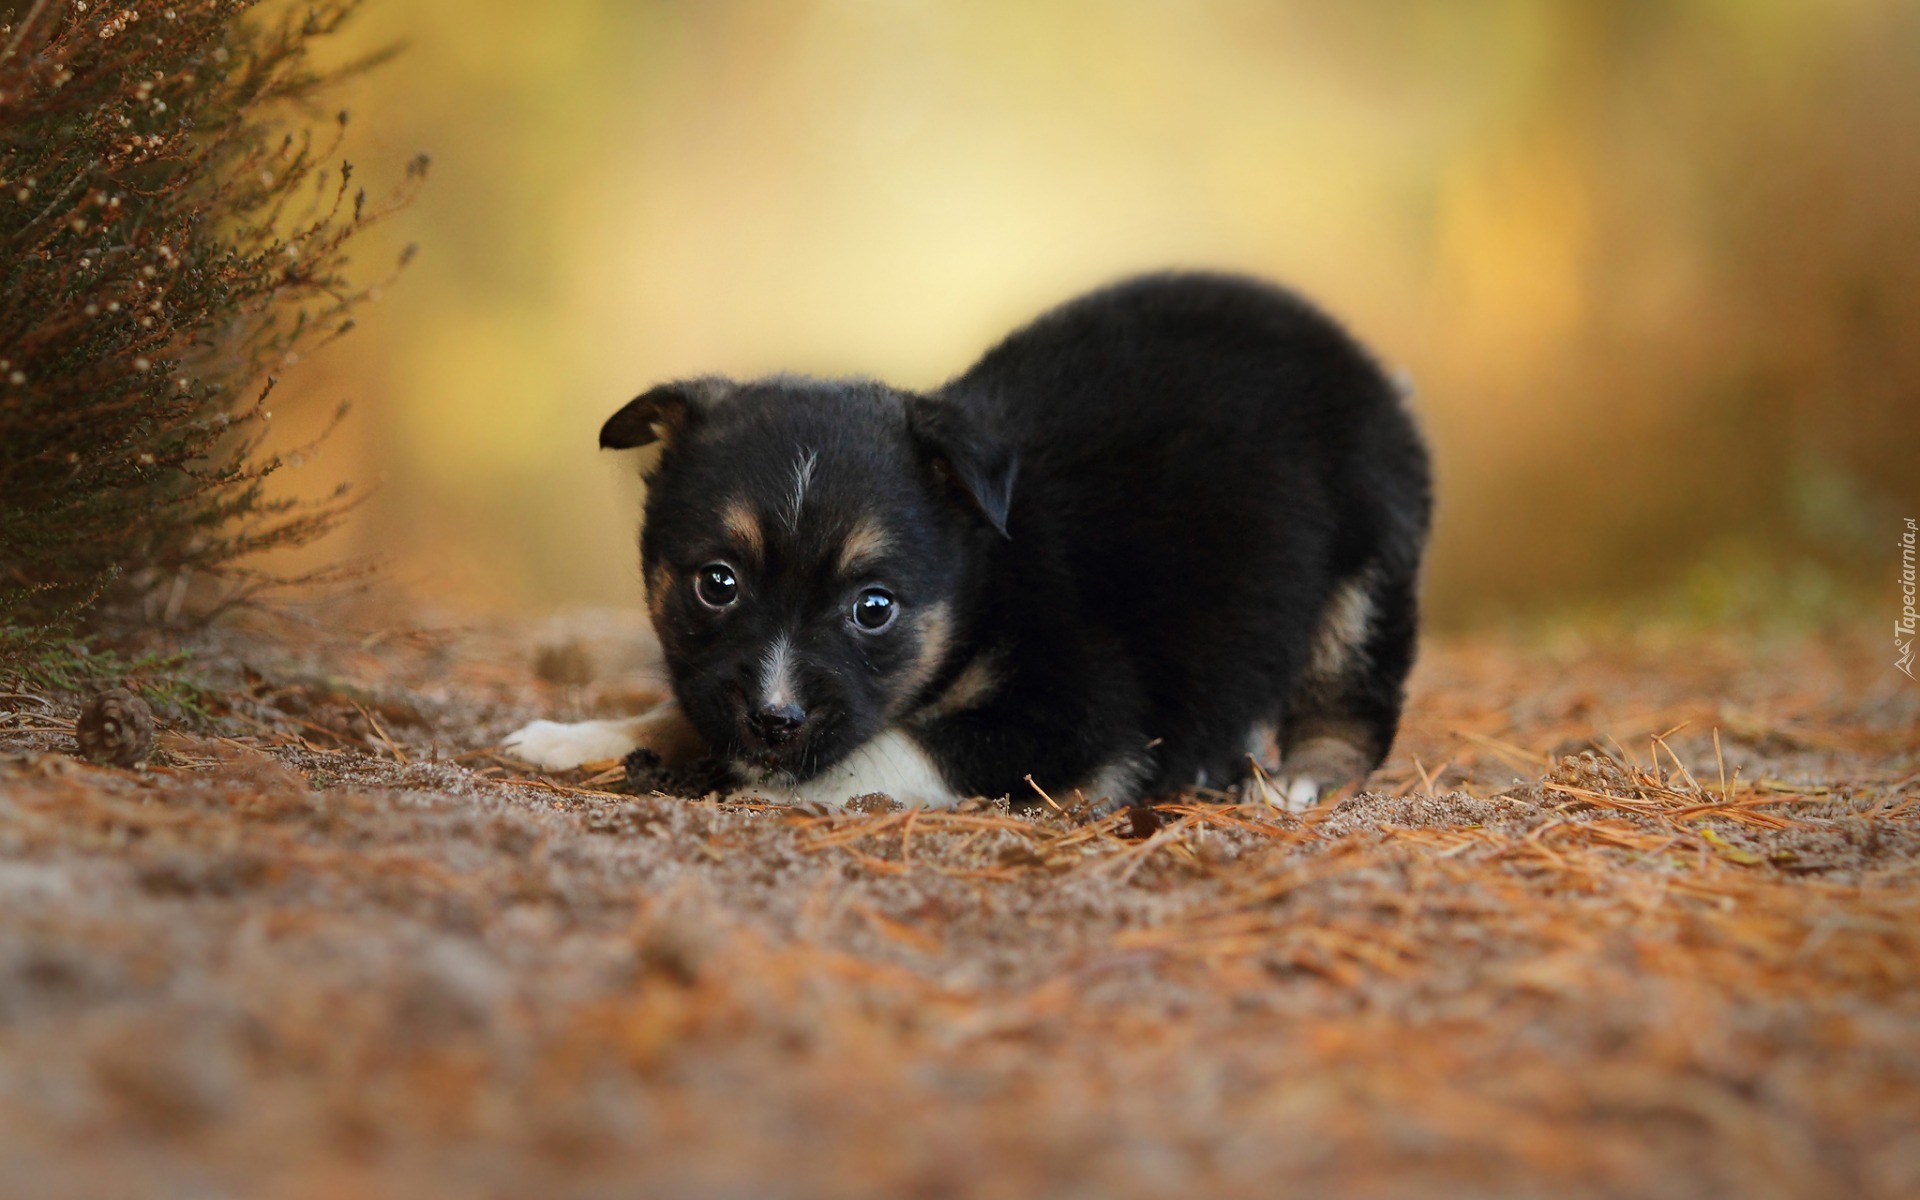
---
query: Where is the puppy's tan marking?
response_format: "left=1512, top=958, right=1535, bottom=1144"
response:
left=911, top=652, right=1004, bottom=723
left=720, top=499, right=764, bottom=559
left=1305, top=574, right=1374, bottom=682
left=836, top=518, right=893, bottom=575
left=646, top=564, right=673, bottom=621
left=887, top=602, right=952, bottom=718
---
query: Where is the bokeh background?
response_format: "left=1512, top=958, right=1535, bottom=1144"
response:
left=268, top=0, right=1917, bottom=628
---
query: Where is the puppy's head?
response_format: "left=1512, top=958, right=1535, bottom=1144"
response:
left=601, top=375, right=1014, bottom=781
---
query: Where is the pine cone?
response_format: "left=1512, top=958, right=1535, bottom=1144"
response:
left=75, top=688, right=155, bottom=767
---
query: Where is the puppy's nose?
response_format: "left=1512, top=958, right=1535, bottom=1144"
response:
left=749, top=703, right=807, bottom=746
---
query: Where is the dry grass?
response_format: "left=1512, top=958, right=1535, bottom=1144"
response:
left=0, top=612, right=1916, bottom=1199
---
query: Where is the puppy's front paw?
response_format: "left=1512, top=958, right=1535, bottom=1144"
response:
left=1245, top=772, right=1325, bottom=813
left=1257, top=733, right=1374, bottom=813
left=1277, top=775, right=1324, bottom=812
left=503, top=718, right=643, bottom=771
left=502, top=701, right=708, bottom=772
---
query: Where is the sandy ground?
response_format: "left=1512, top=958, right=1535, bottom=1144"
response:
left=0, top=609, right=1916, bottom=1199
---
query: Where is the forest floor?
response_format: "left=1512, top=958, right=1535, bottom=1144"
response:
left=0, top=605, right=1916, bottom=1199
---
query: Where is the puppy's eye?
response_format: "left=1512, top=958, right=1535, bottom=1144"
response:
left=851, top=587, right=895, bottom=632
left=694, top=562, right=739, bottom=609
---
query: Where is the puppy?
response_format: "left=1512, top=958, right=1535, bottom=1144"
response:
left=507, top=272, right=1431, bottom=812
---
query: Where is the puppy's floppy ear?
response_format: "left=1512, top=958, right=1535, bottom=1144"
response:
left=906, top=395, right=1017, bottom=539
left=599, top=376, right=733, bottom=449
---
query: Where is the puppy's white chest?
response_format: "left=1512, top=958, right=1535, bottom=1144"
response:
left=743, top=729, right=959, bottom=810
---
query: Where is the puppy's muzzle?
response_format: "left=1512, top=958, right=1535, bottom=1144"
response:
left=746, top=702, right=807, bottom=747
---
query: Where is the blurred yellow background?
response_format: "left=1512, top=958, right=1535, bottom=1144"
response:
left=272, top=0, right=1919, bottom=627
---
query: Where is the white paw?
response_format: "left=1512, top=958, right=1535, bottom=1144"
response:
left=502, top=718, right=643, bottom=770
left=1247, top=773, right=1322, bottom=813
left=1280, top=776, right=1321, bottom=812
left=1261, top=733, right=1371, bottom=813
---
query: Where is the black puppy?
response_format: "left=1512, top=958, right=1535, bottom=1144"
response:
left=507, top=272, right=1431, bottom=811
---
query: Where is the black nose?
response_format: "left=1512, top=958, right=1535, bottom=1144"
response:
left=748, top=703, right=807, bottom=746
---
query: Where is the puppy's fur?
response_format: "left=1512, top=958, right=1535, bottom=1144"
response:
left=508, top=273, right=1431, bottom=811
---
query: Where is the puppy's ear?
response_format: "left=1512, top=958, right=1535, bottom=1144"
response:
left=906, top=396, right=1017, bottom=539
left=599, top=376, right=733, bottom=449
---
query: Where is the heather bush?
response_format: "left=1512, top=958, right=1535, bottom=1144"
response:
left=0, top=0, right=421, bottom=679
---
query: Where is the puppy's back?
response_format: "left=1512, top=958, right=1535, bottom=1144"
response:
left=938, top=272, right=1430, bottom=792
left=944, top=270, right=1422, bottom=588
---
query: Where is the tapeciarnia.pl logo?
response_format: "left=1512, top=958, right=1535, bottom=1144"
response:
left=1899, top=517, right=1917, bottom=679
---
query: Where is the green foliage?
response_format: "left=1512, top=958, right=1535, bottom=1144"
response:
left=1, top=620, right=211, bottom=721
left=0, top=0, right=421, bottom=646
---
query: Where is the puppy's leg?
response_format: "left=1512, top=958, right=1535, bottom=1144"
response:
left=1262, top=563, right=1418, bottom=812
left=907, top=655, right=1151, bottom=815
left=503, top=699, right=706, bottom=771
left=1267, top=726, right=1378, bottom=812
